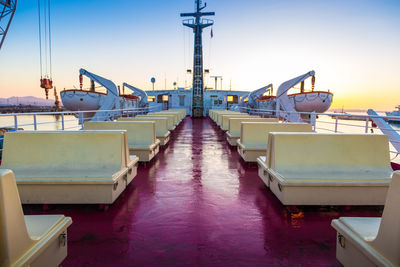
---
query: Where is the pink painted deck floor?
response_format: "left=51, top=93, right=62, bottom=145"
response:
left=24, top=117, right=383, bottom=266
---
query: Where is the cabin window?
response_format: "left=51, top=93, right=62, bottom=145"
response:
left=179, top=95, right=185, bottom=106
left=214, top=100, right=218, bottom=105
left=162, top=95, right=169, bottom=102
left=148, top=96, right=155, bottom=102
left=227, top=95, right=238, bottom=104
left=219, top=100, right=222, bottom=105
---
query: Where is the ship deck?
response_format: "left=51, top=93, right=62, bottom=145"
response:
left=23, top=116, right=382, bottom=266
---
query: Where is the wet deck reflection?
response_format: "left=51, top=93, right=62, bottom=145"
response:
left=24, top=117, right=382, bottom=266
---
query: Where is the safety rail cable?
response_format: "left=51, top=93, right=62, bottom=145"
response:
left=237, top=106, right=400, bottom=131
left=0, top=106, right=168, bottom=130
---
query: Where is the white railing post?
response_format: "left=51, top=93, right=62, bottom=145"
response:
left=61, top=113, right=65, bottom=130
left=334, top=116, right=338, bottom=133
left=310, top=112, right=316, bottom=131
left=33, top=114, right=37, bottom=131
left=365, top=117, right=369, bottom=133
left=79, top=112, right=84, bottom=129
left=14, top=115, right=18, bottom=131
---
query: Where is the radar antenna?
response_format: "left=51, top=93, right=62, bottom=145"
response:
left=0, top=0, right=17, bottom=51
left=181, top=0, right=214, bottom=117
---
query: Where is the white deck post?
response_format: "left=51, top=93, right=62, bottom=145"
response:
left=33, top=114, right=37, bottom=131
left=13, top=115, right=18, bottom=131
left=61, top=113, right=65, bottom=130
left=335, top=116, right=338, bottom=133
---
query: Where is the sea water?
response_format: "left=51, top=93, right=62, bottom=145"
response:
left=0, top=114, right=80, bottom=131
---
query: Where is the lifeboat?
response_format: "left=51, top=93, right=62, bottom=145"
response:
left=288, top=91, right=333, bottom=113
left=256, top=92, right=332, bottom=113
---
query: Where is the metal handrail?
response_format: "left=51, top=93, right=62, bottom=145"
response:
left=0, top=106, right=163, bottom=131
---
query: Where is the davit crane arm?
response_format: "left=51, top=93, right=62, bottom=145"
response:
left=246, top=83, right=273, bottom=108
left=79, top=68, right=119, bottom=98
left=79, top=68, right=120, bottom=122
left=276, top=70, right=315, bottom=122
left=122, top=82, right=148, bottom=107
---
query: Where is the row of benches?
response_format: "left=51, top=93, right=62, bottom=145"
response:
left=210, top=109, right=392, bottom=205
left=0, top=109, right=186, bottom=267
left=210, top=109, right=399, bottom=266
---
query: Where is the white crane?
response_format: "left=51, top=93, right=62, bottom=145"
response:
left=0, top=0, right=17, bottom=51
left=276, top=71, right=316, bottom=122
left=79, top=68, right=120, bottom=123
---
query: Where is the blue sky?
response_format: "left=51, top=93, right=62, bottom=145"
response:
left=1, top=0, right=399, bottom=109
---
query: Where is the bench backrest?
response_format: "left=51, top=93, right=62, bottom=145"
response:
left=216, top=112, right=241, bottom=125
left=210, top=110, right=233, bottom=121
left=229, top=118, right=279, bottom=136
left=150, top=112, right=179, bottom=125
left=136, top=115, right=174, bottom=129
left=0, top=169, right=34, bottom=266
left=221, top=114, right=256, bottom=128
left=84, top=121, right=156, bottom=148
left=373, top=171, right=400, bottom=264
left=240, top=122, right=312, bottom=148
left=1, top=131, right=127, bottom=177
left=118, top=117, right=168, bottom=137
left=268, top=133, right=391, bottom=175
left=166, top=109, right=186, bottom=119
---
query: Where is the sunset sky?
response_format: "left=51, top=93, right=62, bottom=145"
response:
left=0, top=0, right=399, bottom=110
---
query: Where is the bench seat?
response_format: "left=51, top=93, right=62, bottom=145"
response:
left=1, top=169, right=72, bottom=266
left=1, top=131, right=137, bottom=204
left=237, top=122, right=312, bottom=162
left=152, top=112, right=181, bottom=125
left=84, top=121, right=160, bottom=162
left=118, top=117, right=171, bottom=146
left=220, top=114, right=259, bottom=131
left=227, top=118, right=279, bottom=146
left=137, top=115, right=176, bottom=131
left=168, top=109, right=187, bottom=120
left=331, top=171, right=400, bottom=266
left=215, top=111, right=241, bottom=126
left=263, top=133, right=392, bottom=205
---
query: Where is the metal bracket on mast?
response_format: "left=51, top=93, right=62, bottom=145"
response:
left=181, top=0, right=215, bottom=117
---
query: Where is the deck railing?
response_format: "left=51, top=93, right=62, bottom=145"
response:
left=237, top=106, right=400, bottom=157
left=1, top=106, right=400, bottom=158
left=0, top=106, right=163, bottom=131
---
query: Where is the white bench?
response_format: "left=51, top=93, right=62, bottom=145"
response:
left=331, top=171, right=400, bottom=266
left=167, top=109, right=186, bottom=120
left=226, top=118, right=279, bottom=146
left=138, top=114, right=176, bottom=131
left=1, top=130, right=137, bottom=204
left=118, top=117, right=170, bottom=146
left=237, top=122, right=312, bottom=162
left=157, top=111, right=183, bottom=122
left=264, top=133, right=392, bottom=205
left=151, top=112, right=180, bottom=125
left=209, top=110, right=235, bottom=123
left=84, top=121, right=160, bottom=162
left=0, top=169, right=72, bottom=266
left=215, top=111, right=241, bottom=126
left=220, top=114, right=258, bottom=131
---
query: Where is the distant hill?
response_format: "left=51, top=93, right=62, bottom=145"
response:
left=0, top=96, right=55, bottom=106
